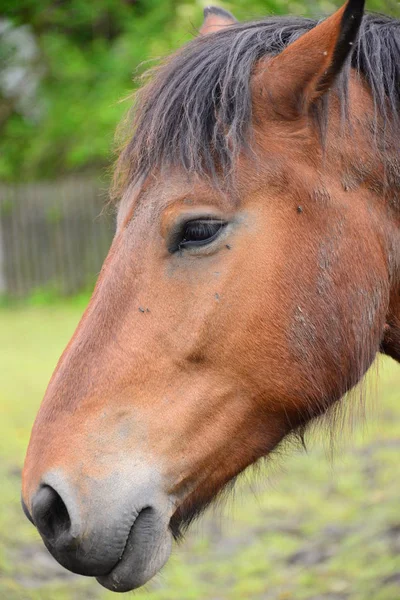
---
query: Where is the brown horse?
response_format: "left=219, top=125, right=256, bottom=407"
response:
left=22, top=0, right=400, bottom=593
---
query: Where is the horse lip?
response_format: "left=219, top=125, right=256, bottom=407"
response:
left=105, top=508, right=141, bottom=574
left=96, top=505, right=173, bottom=592
left=116, top=506, right=146, bottom=565
left=96, top=513, right=144, bottom=592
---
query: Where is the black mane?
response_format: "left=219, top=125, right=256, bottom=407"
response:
left=113, top=13, right=400, bottom=198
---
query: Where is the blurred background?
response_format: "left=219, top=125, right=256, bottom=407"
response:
left=0, top=1, right=399, bottom=599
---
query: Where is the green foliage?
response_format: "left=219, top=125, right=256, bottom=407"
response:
left=0, top=0, right=399, bottom=181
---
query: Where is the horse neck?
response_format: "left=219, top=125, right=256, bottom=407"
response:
left=324, top=77, right=400, bottom=362
left=383, top=208, right=400, bottom=362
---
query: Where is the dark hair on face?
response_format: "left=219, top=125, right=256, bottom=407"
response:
left=112, top=14, right=400, bottom=200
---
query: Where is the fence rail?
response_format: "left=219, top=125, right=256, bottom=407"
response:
left=0, top=178, right=115, bottom=297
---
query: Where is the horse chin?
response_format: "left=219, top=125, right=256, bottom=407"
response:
left=96, top=507, right=172, bottom=593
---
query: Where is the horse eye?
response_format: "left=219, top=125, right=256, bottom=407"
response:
left=177, top=219, right=226, bottom=251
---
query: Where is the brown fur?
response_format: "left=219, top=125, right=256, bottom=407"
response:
left=23, top=0, right=399, bottom=567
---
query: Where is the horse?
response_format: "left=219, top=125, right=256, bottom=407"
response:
left=21, top=0, right=400, bottom=593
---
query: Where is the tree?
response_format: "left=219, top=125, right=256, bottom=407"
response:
left=0, top=0, right=398, bottom=181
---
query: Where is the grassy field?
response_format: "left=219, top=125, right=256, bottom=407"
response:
left=0, top=305, right=399, bottom=600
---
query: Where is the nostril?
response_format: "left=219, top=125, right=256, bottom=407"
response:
left=32, top=485, right=71, bottom=541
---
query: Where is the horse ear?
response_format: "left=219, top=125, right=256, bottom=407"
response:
left=200, top=6, right=238, bottom=36
left=258, top=0, right=365, bottom=117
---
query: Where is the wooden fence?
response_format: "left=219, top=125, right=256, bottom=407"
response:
left=0, top=178, right=115, bottom=297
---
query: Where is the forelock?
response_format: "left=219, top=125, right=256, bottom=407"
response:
left=112, top=14, right=400, bottom=201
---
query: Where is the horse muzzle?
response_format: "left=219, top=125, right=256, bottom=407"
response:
left=21, top=468, right=174, bottom=592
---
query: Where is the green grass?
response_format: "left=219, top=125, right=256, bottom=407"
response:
left=0, top=305, right=399, bottom=599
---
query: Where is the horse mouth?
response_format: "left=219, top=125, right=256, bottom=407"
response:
left=96, top=506, right=172, bottom=592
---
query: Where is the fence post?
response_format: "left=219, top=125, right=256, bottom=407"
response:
left=0, top=178, right=114, bottom=298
